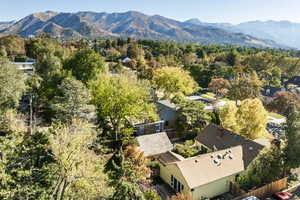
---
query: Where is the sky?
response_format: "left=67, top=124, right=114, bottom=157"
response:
left=1, top=0, right=300, bottom=24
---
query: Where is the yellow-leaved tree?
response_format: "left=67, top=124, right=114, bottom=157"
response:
left=219, top=98, right=268, bottom=140
left=49, top=119, right=111, bottom=200
left=153, top=67, right=199, bottom=98
left=219, top=102, right=239, bottom=133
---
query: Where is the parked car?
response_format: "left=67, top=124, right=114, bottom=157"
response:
left=242, top=196, right=260, bottom=200
left=272, top=192, right=292, bottom=200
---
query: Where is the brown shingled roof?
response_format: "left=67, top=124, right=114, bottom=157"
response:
left=195, top=123, right=271, bottom=167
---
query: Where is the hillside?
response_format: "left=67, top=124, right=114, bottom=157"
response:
left=185, top=18, right=300, bottom=49
left=0, top=11, right=286, bottom=48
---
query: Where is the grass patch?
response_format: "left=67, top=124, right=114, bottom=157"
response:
left=173, top=140, right=206, bottom=158
left=205, top=92, right=216, bottom=97
left=200, top=94, right=216, bottom=101
left=268, top=112, right=285, bottom=119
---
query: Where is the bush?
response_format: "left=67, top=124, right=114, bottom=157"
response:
left=173, top=140, right=203, bottom=158
left=144, top=189, right=161, bottom=200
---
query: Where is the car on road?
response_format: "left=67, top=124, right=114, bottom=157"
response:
left=272, top=192, right=292, bottom=200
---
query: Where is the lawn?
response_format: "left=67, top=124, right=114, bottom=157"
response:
left=268, top=112, right=285, bottom=120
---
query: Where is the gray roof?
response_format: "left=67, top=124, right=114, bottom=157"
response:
left=157, top=100, right=178, bottom=110
left=137, top=132, right=173, bottom=157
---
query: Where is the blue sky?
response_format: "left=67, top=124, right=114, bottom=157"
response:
left=1, top=0, right=300, bottom=24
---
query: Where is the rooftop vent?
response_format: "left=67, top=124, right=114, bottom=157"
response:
left=249, top=146, right=253, bottom=151
left=213, top=159, right=219, bottom=164
left=229, top=155, right=234, bottom=160
left=217, top=154, right=222, bottom=159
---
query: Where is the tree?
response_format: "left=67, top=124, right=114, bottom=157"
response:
left=105, top=146, right=150, bottom=200
left=0, top=58, right=26, bottom=110
left=153, top=67, right=199, bottom=97
left=0, top=109, right=55, bottom=199
left=283, top=107, right=300, bottom=173
left=226, top=49, right=241, bottom=66
left=0, top=35, right=25, bottom=56
left=219, top=102, right=239, bottom=133
left=219, top=99, right=268, bottom=140
left=228, top=72, right=262, bottom=101
left=90, top=73, right=158, bottom=142
left=239, top=145, right=283, bottom=189
left=208, top=78, right=230, bottom=97
left=49, top=119, right=110, bottom=200
left=236, top=99, right=268, bottom=140
left=173, top=96, right=211, bottom=137
left=144, top=190, right=161, bottom=200
left=35, top=54, right=66, bottom=121
left=51, top=76, right=95, bottom=123
left=267, top=91, right=300, bottom=116
left=64, top=47, right=106, bottom=84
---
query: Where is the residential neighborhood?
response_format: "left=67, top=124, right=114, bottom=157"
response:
left=2, top=1, right=300, bottom=200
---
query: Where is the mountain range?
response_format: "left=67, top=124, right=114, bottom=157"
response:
left=185, top=18, right=300, bottom=49
left=0, top=11, right=295, bottom=49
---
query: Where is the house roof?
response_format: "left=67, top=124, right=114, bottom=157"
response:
left=157, top=100, right=178, bottom=110
left=195, top=124, right=270, bottom=167
left=137, top=132, right=173, bottom=157
left=162, top=146, right=245, bottom=189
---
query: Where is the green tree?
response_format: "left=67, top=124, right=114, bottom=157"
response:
left=64, top=47, right=106, bottom=84
left=105, top=146, right=150, bottom=200
left=0, top=58, right=26, bottom=110
left=153, top=67, right=199, bottom=97
left=49, top=119, right=110, bottom=200
left=228, top=72, right=262, bottom=101
left=240, top=145, right=283, bottom=189
left=173, top=96, right=211, bottom=137
left=51, top=76, right=95, bottom=123
left=90, top=73, right=158, bottom=142
left=283, top=107, right=300, bottom=173
left=0, top=109, right=55, bottom=199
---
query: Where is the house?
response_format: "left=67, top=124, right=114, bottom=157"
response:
left=156, top=100, right=179, bottom=129
left=137, top=132, right=173, bottom=157
left=158, top=124, right=271, bottom=199
left=11, top=61, right=35, bottom=72
left=134, top=121, right=165, bottom=135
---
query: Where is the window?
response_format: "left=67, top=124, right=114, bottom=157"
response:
left=171, top=175, right=184, bottom=193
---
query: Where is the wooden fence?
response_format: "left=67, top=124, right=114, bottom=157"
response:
left=232, top=177, right=288, bottom=200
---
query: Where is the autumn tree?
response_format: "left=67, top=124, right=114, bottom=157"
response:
left=0, top=35, right=25, bottom=56
left=208, top=78, right=231, bottom=97
left=219, top=102, right=239, bottom=133
left=105, top=145, right=151, bottom=200
left=237, top=98, right=268, bottom=140
left=219, top=99, right=268, bottom=140
left=49, top=119, right=110, bottom=200
left=267, top=91, right=300, bottom=116
left=153, top=67, right=199, bottom=97
left=90, top=73, right=158, bottom=142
